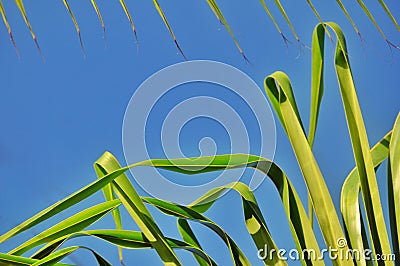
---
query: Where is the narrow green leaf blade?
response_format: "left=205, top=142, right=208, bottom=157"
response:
left=143, top=196, right=253, bottom=266
left=177, top=219, right=208, bottom=266
left=9, top=200, right=121, bottom=255
left=0, top=253, right=72, bottom=266
left=14, top=0, right=43, bottom=58
left=137, top=154, right=320, bottom=265
left=94, top=160, right=124, bottom=262
left=265, top=71, right=351, bottom=266
left=341, top=131, right=392, bottom=266
left=0, top=0, right=19, bottom=56
left=95, top=152, right=182, bottom=266
left=272, top=0, right=299, bottom=42
left=205, top=0, right=246, bottom=60
left=388, top=113, right=400, bottom=265
left=90, top=0, right=106, bottom=38
left=62, top=0, right=85, bottom=56
left=325, top=21, right=393, bottom=262
left=0, top=167, right=129, bottom=243
left=152, top=0, right=186, bottom=59
left=118, top=0, right=137, bottom=42
left=377, top=0, right=400, bottom=32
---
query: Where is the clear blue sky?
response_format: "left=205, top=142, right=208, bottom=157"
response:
left=0, top=0, right=399, bottom=265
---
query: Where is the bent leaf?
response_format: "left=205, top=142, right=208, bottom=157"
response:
left=0, top=253, right=71, bottom=266
left=143, top=196, right=253, bottom=266
left=388, top=113, right=400, bottom=265
left=341, top=131, right=392, bottom=266
left=33, top=230, right=215, bottom=266
left=9, top=200, right=121, bottom=255
left=95, top=152, right=182, bottom=266
left=0, top=167, right=129, bottom=243
left=138, top=154, right=320, bottom=265
left=32, top=246, right=111, bottom=266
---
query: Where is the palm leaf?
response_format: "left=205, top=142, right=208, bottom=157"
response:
left=32, top=230, right=216, bottom=266
left=61, top=0, right=85, bottom=56
left=177, top=219, right=208, bottom=266
left=205, top=0, right=246, bottom=60
left=272, top=0, right=299, bottom=42
left=341, top=131, right=392, bottom=266
left=8, top=200, right=121, bottom=256
left=94, top=160, right=124, bottom=262
left=323, top=22, right=393, bottom=262
left=354, top=0, right=399, bottom=50
left=265, top=71, right=351, bottom=265
left=152, top=0, right=186, bottom=59
left=0, top=167, right=129, bottom=243
left=388, top=113, right=400, bottom=265
left=14, top=0, right=43, bottom=58
left=377, top=0, right=400, bottom=32
left=334, top=0, right=361, bottom=38
left=258, top=0, right=289, bottom=45
left=143, top=196, right=253, bottom=266
left=0, top=0, right=19, bottom=56
left=118, top=0, right=137, bottom=42
left=94, top=152, right=182, bottom=266
left=0, top=253, right=71, bottom=266
left=90, top=0, right=106, bottom=39
left=137, top=154, right=320, bottom=265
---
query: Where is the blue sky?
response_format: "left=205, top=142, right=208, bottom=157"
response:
left=0, top=0, right=399, bottom=265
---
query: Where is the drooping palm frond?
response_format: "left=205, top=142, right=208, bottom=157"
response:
left=1, top=0, right=399, bottom=58
left=0, top=22, right=399, bottom=265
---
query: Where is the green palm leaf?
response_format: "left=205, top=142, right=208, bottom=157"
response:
left=31, top=246, right=111, bottom=266
left=143, top=195, right=253, bottom=266
left=136, top=154, right=320, bottom=265
left=0, top=253, right=72, bottom=266
left=61, top=0, right=85, bottom=56
left=14, top=0, right=43, bottom=58
left=388, top=113, right=400, bottom=265
left=0, top=0, right=19, bottom=56
left=8, top=200, right=121, bottom=256
left=341, top=131, right=392, bottom=266
left=32, top=230, right=215, bottom=266
left=94, top=152, right=182, bottom=266
left=0, top=167, right=129, bottom=243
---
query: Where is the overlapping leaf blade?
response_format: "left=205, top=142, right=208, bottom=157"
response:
left=0, top=253, right=71, bottom=266
left=94, top=152, right=182, bottom=266
left=341, top=131, right=392, bottom=266
left=325, top=22, right=392, bottom=262
left=8, top=200, right=121, bottom=256
left=265, top=71, right=351, bottom=266
left=177, top=219, right=208, bottom=266
left=143, top=196, right=252, bottom=266
left=32, top=230, right=215, bottom=266
left=0, top=167, right=129, bottom=243
left=31, top=246, right=111, bottom=266
left=137, top=154, right=320, bottom=265
left=388, top=113, right=400, bottom=265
